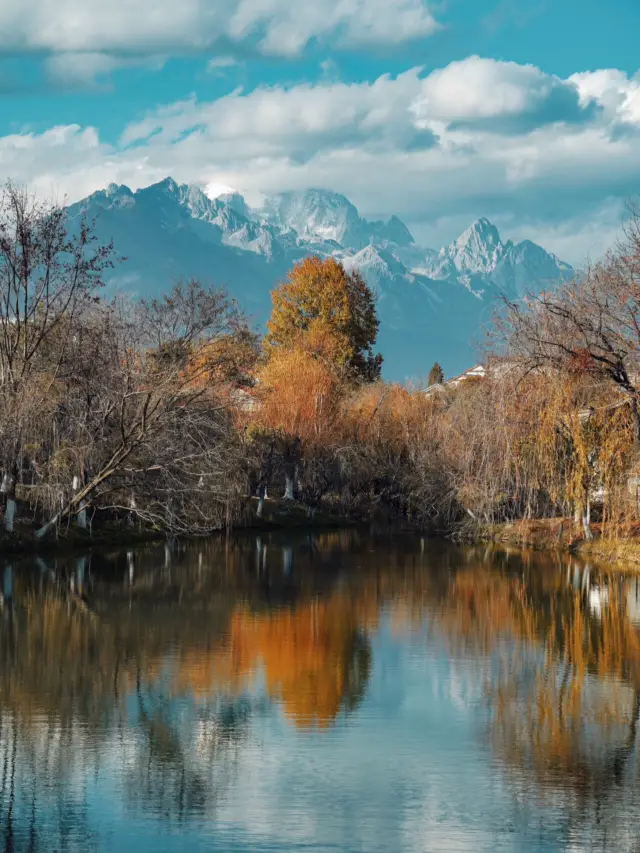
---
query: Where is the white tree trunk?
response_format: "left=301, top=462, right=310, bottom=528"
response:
left=283, top=472, right=295, bottom=501
left=36, top=513, right=59, bottom=539
left=73, top=475, right=87, bottom=529
left=582, top=499, right=593, bottom=541
left=3, top=498, right=16, bottom=534
left=2, top=473, right=16, bottom=533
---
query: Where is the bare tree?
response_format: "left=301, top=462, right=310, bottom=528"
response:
left=495, top=208, right=640, bottom=444
left=35, top=280, right=257, bottom=537
left=0, top=182, right=116, bottom=531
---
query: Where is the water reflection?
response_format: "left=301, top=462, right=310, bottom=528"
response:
left=2, top=534, right=640, bottom=850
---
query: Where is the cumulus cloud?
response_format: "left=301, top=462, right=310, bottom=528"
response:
left=0, top=0, right=439, bottom=62
left=570, top=69, right=640, bottom=127
left=2, top=57, right=640, bottom=265
left=414, top=56, right=592, bottom=132
left=120, top=70, right=436, bottom=157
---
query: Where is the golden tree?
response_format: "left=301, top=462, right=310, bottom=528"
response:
left=265, top=256, right=382, bottom=382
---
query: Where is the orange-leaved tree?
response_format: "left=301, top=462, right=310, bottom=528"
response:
left=256, top=344, right=343, bottom=501
left=254, top=257, right=382, bottom=503
left=265, top=256, right=382, bottom=382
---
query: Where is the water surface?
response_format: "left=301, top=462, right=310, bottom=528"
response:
left=1, top=531, right=640, bottom=852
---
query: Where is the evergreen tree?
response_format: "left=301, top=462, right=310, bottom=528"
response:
left=428, top=362, right=444, bottom=386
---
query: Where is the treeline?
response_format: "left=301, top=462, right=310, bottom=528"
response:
left=2, top=179, right=640, bottom=541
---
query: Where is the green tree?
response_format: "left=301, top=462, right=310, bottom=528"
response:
left=428, top=362, right=444, bottom=386
left=265, top=256, right=382, bottom=382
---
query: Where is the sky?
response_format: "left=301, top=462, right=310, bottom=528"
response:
left=1, top=0, right=639, bottom=263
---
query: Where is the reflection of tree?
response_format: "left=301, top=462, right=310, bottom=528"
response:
left=430, top=556, right=640, bottom=849
left=0, top=531, right=381, bottom=841
left=8, top=534, right=640, bottom=849
left=0, top=709, right=98, bottom=852
left=122, top=689, right=263, bottom=825
left=210, top=598, right=374, bottom=729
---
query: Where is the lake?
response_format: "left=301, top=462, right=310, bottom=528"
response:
left=1, top=530, right=640, bottom=852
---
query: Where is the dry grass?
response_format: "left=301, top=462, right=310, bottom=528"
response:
left=483, top=517, right=640, bottom=571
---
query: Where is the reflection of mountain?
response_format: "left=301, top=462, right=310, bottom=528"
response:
left=68, top=180, right=573, bottom=379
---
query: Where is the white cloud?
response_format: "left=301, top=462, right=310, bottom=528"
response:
left=0, top=0, right=439, bottom=61
left=207, top=56, right=240, bottom=73
left=45, top=52, right=119, bottom=87
left=570, top=69, right=640, bottom=126
left=416, top=56, right=587, bottom=128
left=119, top=70, right=435, bottom=156
left=2, top=57, right=639, bottom=265
left=43, top=52, right=162, bottom=88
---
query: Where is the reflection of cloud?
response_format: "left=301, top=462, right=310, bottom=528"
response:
left=6, top=546, right=640, bottom=851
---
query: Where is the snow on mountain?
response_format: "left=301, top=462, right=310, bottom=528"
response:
left=67, top=178, right=573, bottom=380
left=448, top=218, right=505, bottom=274
left=418, top=216, right=572, bottom=299
left=259, top=189, right=417, bottom=253
left=260, top=189, right=368, bottom=249
left=492, top=239, right=573, bottom=297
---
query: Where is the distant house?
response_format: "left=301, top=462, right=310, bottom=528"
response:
left=423, top=356, right=532, bottom=396
left=424, top=363, right=486, bottom=396
left=446, top=363, right=487, bottom=387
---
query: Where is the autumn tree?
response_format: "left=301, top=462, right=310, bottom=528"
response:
left=265, top=256, right=382, bottom=382
left=256, top=344, right=343, bottom=501
left=428, top=362, right=444, bottom=386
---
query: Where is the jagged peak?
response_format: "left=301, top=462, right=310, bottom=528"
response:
left=455, top=217, right=502, bottom=249
left=105, top=182, right=133, bottom=198
left=216, top=190, right=250, bottom=218
left=284, top=187, right=356, bottom=206
left=147, top=176, right=181, bottom=195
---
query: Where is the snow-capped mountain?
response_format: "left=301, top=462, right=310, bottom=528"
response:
left=67, top=178, right=573, bottom=380
left=422, top=217, right=572, bottom=298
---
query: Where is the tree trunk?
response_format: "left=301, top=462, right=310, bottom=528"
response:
left=582, top=499, right=593, bottom=541
left=281, top=438, right=300, bottom=501
left=1, top=472, right=16, bottom=534
left=283, top=469, right=295, bottom=501
left=73, top=475, right=87, bottom=530
left=256, top=442, right=274, bottom=516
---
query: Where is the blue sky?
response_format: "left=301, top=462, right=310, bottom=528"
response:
left=1, top=0, right=639, bottom=262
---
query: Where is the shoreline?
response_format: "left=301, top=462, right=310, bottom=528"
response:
left=477, top=518, right=640, bottom=570
left=0, top=497, right=363, bottom=561
left=7, top=502, right=640, bottom=572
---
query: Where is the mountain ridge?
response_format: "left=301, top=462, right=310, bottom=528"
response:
left=68, top=177, right=573, bottom=379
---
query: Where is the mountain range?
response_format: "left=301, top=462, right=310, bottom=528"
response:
left=67, top=178, right=573, bottom=380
